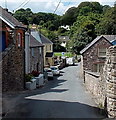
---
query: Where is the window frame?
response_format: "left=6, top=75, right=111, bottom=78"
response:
left=98, top=48, right=107, bottom=58
left=17, top=33, right=22, bottom=47
left=31, top=48, right=34, bottom=57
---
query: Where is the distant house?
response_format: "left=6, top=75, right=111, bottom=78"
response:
left=60, top=25, right=70, bottom=30
left=58, top=36, right=70, bottom=48
left=40, top=34, right=54, bottom=67
left=80, top=35, right=116, bottom=75
left=31, top=30, right=54, bottom=67
left=0, top=6, right=27, bottom=92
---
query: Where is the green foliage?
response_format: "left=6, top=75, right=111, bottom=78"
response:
left=13, top=1, right=116, bottom=55
left=66, top=1, right=116, bottom=54
left=14, top=9, right=61, bottom=30
left=13, top=8, right=33, bottom=25
left=25, top=74, right=33, bottom=82
left=61, top=7, right=77, bottom=25
left=96, top=5, right=116, bottom=35
left=77, top=2, right=103, bottom=13
left=54, top=52, right=73, bottom=57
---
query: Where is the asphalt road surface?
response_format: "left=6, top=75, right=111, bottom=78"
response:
left=4, top=64, right=106, bottom=118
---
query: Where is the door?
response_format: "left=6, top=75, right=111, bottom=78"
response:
left=0, top=31, right=6, bottom=52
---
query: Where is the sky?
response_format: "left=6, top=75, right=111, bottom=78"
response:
left=0, top=0, right=115, bottom=15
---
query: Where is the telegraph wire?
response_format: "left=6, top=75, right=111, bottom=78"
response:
left=53, top=0, right=62, bottom=14
left=21, top=0, right=31, bottom=8
left=14, top=0, right=31, bottom=12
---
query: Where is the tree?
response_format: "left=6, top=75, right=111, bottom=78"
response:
left=69, top=12, right=99, bottom=54
left=61, top=7, right=77, bottom=25
left=13, top=8, right=33, bottom=25
left=96, top=4, right=116, bottom=35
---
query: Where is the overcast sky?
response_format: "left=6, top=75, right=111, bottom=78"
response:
left=0, top=0, right=115, bottom=15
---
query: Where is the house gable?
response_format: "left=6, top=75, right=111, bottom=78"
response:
left=80, top=36, right=112, bottom=54
left=82, top=36, right=112, bottom=72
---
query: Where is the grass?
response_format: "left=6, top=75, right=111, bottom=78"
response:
left=54, top=52, right=73, bottom=57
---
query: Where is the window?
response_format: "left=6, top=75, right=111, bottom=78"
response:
left=46, top=46, right=48, bottom=51
left=93, top=63, right=104, bottom=73
left=39, top=47, right=42, bottom=54
left=17, top=33, right=21, bottom=47
left=32, top=48, right=34, bottom=57
left=50, top=45, right=51, bottom=51
left=98, top=48, right=106, bottom=57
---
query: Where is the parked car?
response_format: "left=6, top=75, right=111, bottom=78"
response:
left=50, top=66, right=60, bottom=75
left=66, top=57, right=75, bottom=66
left=44, top=68, right=53, bottom=80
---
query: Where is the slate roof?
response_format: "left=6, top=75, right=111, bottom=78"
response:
left=0, top=6, right=26, bottom=29
left=31, top=30, right=53, bottom=44
left=103, top=35, right=116, bottom=42
left=30, top=35, right=44, bottom=47
left=45, top=52, right=54, bottom=57
left=40, top=34, right=53, bottom=44
left=31, top=31, right=41, bottom=43
left=80, top=35, right=114, bottom=54
left=58, top=36, right=70, bottom=42
left=111, top=39, right=116, bottom=45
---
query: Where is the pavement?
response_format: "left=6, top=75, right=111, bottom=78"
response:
left=2, top=63, right=107, bottom=119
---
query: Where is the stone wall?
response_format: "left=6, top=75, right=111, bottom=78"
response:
left=84, top=45, right=116, bottom=118
left=84, top=71, right=106, bottom=108
left=2, top=45, right=24, bottom=92
left=104, top=45, right=116, bottom=118
left=30, top=47, right=44, bottom=73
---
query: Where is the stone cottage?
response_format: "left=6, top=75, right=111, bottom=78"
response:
left=80, top=35, right=116, bottom=118
left=25, top=32, right=44, bottom=74
left=30, top=35, right=44, bottom=73
left=31, top=30, right=54, bottom=67
left=80, top=35, right=116, bottom=75
left=0, top=7, right=27, bottom=92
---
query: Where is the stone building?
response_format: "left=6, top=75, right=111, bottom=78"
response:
left=0, top=7, right=26, bottom=92
left=80, top=35, right=116, bottom=75
left=31, top=31, right=54, bottom=67
left=30, top=35, right=44, bottom=73
left=25, top=32, right=44, bottom=74
left=80, top=35, right=116, bottom=118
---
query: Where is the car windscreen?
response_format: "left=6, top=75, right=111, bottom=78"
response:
left=51, top=67, right=57, bottom=70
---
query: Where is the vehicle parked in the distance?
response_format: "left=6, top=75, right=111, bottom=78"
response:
left=44, top=68, right=53, bottom=80
left=66, top=57, right=75, bottom=66
left=50, top=66, right=60, bottom=75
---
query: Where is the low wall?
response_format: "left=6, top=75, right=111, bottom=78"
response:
left=105, top=45, right=116, bottom=118
left=84, top=45, right=116, bottom=118
left=84, top=71, right=106, bottom=108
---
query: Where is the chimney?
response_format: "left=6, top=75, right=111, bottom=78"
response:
left=4, top=8, right=8, bottom=12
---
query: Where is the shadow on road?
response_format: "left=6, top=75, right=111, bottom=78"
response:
left=4, top=99, right=107, bottom=118
left=23, top=77, right=68, bottom=96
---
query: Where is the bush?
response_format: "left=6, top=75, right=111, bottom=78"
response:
left=25, top=74, right=33, bottom=82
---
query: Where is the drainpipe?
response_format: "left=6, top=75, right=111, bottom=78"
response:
left=23, top=31, right=26, bottom=89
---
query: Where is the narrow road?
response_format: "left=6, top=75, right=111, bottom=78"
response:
left=5, top=64, right=106, bottom=118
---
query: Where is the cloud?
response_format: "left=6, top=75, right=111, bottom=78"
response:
left=0, top=0, right=115, bottom=15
